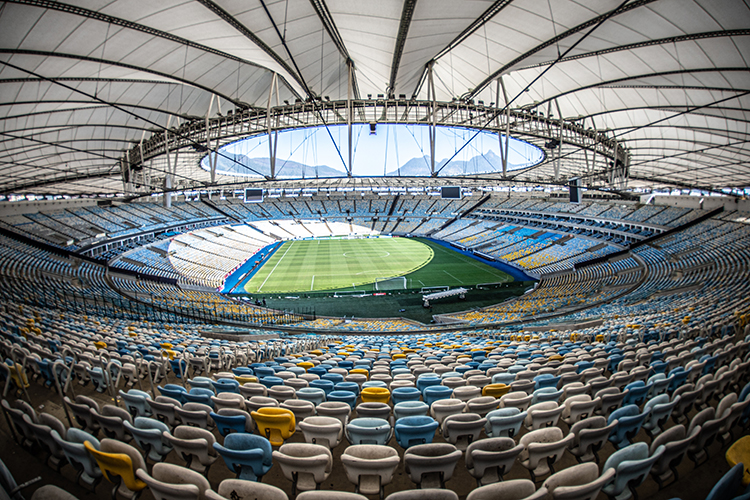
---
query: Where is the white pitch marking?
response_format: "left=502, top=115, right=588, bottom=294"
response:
left=257, top=241, right=294, bottom=292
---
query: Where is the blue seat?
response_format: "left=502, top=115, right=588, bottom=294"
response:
left=322, top=373, right=344, bottom=384
left=158, top=384, right=187, bottom=403
left=416, top=376, right=442, bottom=394
left=183, top=387, right=215, bottom=407
left=608, top=404, right=650, bottom=449
left=124, top=417, right=172, bottom=462
left=119, top=389, right=152, bottom=418
left=327, top=390, right=357, bottom=409
left=623, top=381, right=651, bottom=407
left=212, top=378, right=240, bottom=394
left=335, top=381, right=360, bottom=397
left=534, top=374, right=561, bottom=391
left=392, top=387, right=422, bottom=405
left=394, top=401, right=430, bottom=420
left=260, top=376, right=284, bottom=389
left=254, top=367, right=276, bottom=378
left=423, top=386, right=453, bottom=407
left=346, top=418, right=393, bottom=445
left=232, top=367, right=254, bottom=376
left=667, top=368, right=688, bottom=394
left=491, top=373, right=516, bottom=386
left=310, top=379, right=335, bottom=395
left=297, top=387, right=326, bottom=406
left=169, top=359, right=187, bottom=379
left=308, top=367, right=328, bottom=377
left=532, top=388, right=563, bottom=404
left=211, top=411, right=249, bottom=436
left=213, top=433, right=273, bottom=481
left=601, top=442, right=665, bottom=500
left=188, top=377, right=214, bottom=391
left=576, top=361, right=594, bottom=373
left=394, top=416, right=439, bottom=448
left=706, top=463, right=747, bottom=500
left=485, top=408, right=527, bottom=438
left=649, top=361, right=668, bottom=375
left=700, top=355, right=717, bottom=376
left=608, top=355, right=625, bottom=373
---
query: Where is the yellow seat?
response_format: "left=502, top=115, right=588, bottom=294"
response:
left=595, top=334, right=605, bottom=342
left=392, top=354, right=406, bottom=360
left=162, top=350, right=178, bottom=360
left=727, top=436, right=750, bottom=486
left=309, top=350, right=324, bottom=356
left=482, top=383, right=511, bottom=399
left=84, top=440, right=147, bottom=497
left=7, top=363, right=29, bottom=389
left=235, top=375, right=258, bottom=384
left=349, top=368, right=369, bottom=378
left=160, top=342, right=173, bottom=349
left=251, top=408, right=296, bottom=446
left=297, top=362, right=315, bottom=371
left=361, top=387, right=390, bottom=404
left=94, top=341, right=107, bottom=350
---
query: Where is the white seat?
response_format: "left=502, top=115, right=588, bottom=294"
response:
left=561, top=395, right=598, bottom=426
left=466, top=479, right=537, bottom=500
left=466, top=437, right=524, bottom=486
left=524, top=401, right=564, bottom=430
left=519, top=427, right=575, bottom=482
left=272, top=443, right=333, bottom=496
left=341, top=444, right=400, bottom=497
left=403, top=443, right=462, bottom=489
left=206, top=479, right=288, bottom=500
left=500, top=391, right=534, bottom=412
left=163, top=425, right=218, bottom=475
left=568, top=416, right=618, bottom=464
left=299, top=416, right=343, bottom=448
left=136, top=462, right=211, bottom=500
left=430, top=399, right=466, bottom=425
left=441, top=413, right=486, bottom=451
left=538, top=462, right=615, bottom=500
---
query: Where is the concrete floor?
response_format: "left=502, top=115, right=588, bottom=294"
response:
left=0, top=371, right=738, bottom=500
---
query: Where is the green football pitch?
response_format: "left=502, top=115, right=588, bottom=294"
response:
left=243, top=237, right=512, bottom=294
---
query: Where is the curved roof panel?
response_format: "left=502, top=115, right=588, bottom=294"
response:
left=0, top=0, right=747, bottom=195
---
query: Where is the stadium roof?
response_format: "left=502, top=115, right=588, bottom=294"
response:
left=0, top=0, right=748, bottom=197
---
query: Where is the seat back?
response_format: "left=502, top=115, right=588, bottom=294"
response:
left=251, top=408, right=296, bottom=446
left=84, top=439, right=147, bottom=493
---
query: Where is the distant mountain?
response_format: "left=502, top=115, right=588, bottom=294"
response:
left=211, top=149, right=525, bottom=178
left=386, top=150, right=524, bottom=176
left=213, top=153, right=346, bottom=178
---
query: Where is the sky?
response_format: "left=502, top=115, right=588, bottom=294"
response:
left=215, top=124, right=544, bottom=176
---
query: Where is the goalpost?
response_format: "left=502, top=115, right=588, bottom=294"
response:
left=374, top=276, right=407, bottom=291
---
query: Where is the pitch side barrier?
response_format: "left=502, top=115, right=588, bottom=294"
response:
left=574, top=206, right=724, bottom=270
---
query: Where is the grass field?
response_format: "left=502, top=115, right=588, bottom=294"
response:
left=243, top=237, right=512, bottom=294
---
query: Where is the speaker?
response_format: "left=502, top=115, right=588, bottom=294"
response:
left=569, top=178, right=582, bottom=203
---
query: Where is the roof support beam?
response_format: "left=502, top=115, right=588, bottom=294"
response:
left=388, top=0, right=418, bottom=98
left=467, top=0, right=659, bottom=99
left=0, top=170, right=118, bottom=194
left=308, top=0, right=359, bottom=98
left=413, top=0, right=515, bottom=98
left=0, top=48, right=247, bottom=109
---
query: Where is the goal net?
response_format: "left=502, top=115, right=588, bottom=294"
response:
left=375, top=276, right=407, bottom=291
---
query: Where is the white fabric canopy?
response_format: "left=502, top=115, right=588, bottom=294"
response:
left=0, top=0, right=747, bottom=194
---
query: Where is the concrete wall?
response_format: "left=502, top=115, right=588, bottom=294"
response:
left=640, top=194, right=750, bottom=212
left=0, top=198, right=100, bottom=217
